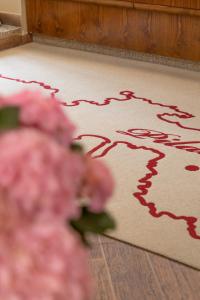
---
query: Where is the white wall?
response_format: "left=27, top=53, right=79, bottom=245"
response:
left=0, top=0, right=21, bottom=14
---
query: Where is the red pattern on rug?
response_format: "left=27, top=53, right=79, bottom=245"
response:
left=75, top=134, right=200, bottom=240
left=1, top=74, right=200, bottom=240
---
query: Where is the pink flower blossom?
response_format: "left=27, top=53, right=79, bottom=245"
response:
left=0, top=222, right=92, bottom=300
left=0, top=129, right=85, bottom=222
left=0, top=91, right=115, bottom=300
left=83, top=158, right=114, bottom=213
left=0, top=91, right=75, bottom=145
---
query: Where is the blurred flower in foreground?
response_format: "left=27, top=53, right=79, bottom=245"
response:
left=0, top=91, right=115, bottom=300
left=0, top=91, right=75, bottom=145
left=0, top=128, right=84, bottom=222
left=82, top=158, right=114, bottom=213
left=0, top=223, right=92, bottom=300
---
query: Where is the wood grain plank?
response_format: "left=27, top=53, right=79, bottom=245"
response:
left=81, top=235, right=200, bottom=299
left=89, top=235, right=116, bottom=300
left=134, top=0, right=200, bottom=10
left=147, top=252, right=200, bottom=300
left=100, top=236, right=165, bottom=300
left=169, top=260, right=200, bottom=299
left=89, top=235, right=103, bottom=259
left=89, top=258, right=116, bottom=300
left=134, top=3, right=200, bottom=16
left=70, top=0, right=133, bottom=8
left=25, top=0, right=200, bottom=61
left=98, top=236, right=200, bottom=300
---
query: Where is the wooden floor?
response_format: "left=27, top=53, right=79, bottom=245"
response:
left=89, top=235, right=200, bottom=300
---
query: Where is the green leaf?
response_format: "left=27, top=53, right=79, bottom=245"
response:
left=70, top=142, right=84, bottom=153
left=70, top=206, right=116, bottom=246
left=0, top=106, right=20, bottom=130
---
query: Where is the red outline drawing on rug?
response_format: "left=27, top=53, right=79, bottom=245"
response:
left=0, top=74, right=59, bottom=98
left=76, top=134, right=200, bottom=240
left=1, top=74, right=200, bottom=239
left=117, top=128, right=200, bottom=156
left=1, top=75, right=199, bottom=133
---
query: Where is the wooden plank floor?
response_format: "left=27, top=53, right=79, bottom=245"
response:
left=89, top=235, right=200, bottom=300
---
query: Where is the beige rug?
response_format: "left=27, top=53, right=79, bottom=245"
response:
left=0, top=43, right=200, bottom=269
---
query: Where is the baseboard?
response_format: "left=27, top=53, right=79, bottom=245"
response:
left=33, top=34, right=200, bottom=72
left=0, top=12, right=21, bottom=26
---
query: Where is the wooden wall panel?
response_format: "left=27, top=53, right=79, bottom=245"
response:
left=25, top=0, right=200, bottom=61
left=134, top=0, right=200, bottom=9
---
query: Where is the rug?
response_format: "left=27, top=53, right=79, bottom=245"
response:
left=0, top=43, right=200, bottom=269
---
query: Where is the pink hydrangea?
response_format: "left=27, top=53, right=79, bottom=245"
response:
left=0, top=91, right=75, bottom=145
left=0, top=91, right=115, bottom=300
left=0, top=128, right=85, bottom=222
left=0, top=222, right=92, bottom=300
left=82, top=158, right=114, bottom=213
